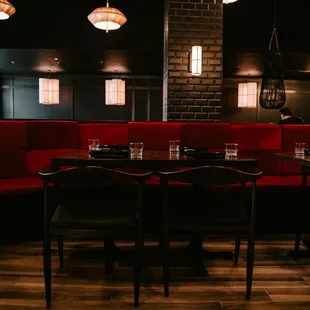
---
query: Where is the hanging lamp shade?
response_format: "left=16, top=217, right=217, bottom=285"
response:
left=88, top=0, right=127, bottom=33
left=259, top=0, right=286, bottom=110
left=0, top=0, right=16, bottom=20
left=105, top=79, right=126, bottom=106
left=223, top=0, right=238, bottom=3
left=39, top=78, right=60, bottom=105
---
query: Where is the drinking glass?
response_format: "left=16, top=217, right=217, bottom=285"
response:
left=130, top=142, right=144, bottom=158
left=295, top=143, right=306, bottom=155
left=225, top=143, right=238, bottom=157
left=169, top=140, right=180, bottom=154
left=88, top=139, right=100, bottom=151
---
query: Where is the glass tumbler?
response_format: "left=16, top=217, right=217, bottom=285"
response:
left=169, top=140, right=180, bottom=154
left=225, top=143, right=238, bottom=157
left=295, top=143, right=306, bottom=155
left=130, top=142, right=144, bottom=158
left=88, top=139, right=100, bottom=151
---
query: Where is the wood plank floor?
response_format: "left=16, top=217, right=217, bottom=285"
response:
left=1, top=236, right=310, bottom=309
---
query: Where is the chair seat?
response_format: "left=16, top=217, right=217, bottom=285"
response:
left=51, top=201, right=135, bottom=230
left=170, top=204, right=248, bottom=233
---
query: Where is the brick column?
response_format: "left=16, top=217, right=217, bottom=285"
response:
left=163, top=0, right=223, bottom=122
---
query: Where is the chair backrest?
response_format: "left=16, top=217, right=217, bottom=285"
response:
left=158, top=166, right=262, bottom=186
left=38, top=166, right=153, bottom=187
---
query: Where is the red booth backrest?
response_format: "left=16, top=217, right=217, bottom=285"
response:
left=281, top=125, right=310, bottom=175
left=79, top=123, right=128, bottom=149
left=26, top=121, right=79, bottom=176
left=231, top=124, right=282, bottom=176
left=180, top=123, right=231, bottom=150
left=128, top=122, right=182, bottom=151
left=26, top=121, right=79, bottom=150
left=0, top=121, right=28, bottom=178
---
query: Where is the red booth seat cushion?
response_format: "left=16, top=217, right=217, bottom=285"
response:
left=0, top=121, right=27, bottom=150
left=128, top=122, right=181, bottom=151
left=0, top=151, right=28, bottom=178
left=26, top=121, right=79, bottom=150
left=180, top=123, right=231, bottom=149
left=281, top=125, right=310, bottom=175
left=27, top=149, right=76, bottom=176
left=79, top=123, right=128, bottom=149
left=0, top=177, right=42, bottom=194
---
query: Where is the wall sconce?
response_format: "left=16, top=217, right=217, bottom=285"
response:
left=105, top=79, right=126, bottom=106
left=39, top=78, right=60, bottom=105
left=190, top=46, right=202, bottom=76
left=238, top=82, right=257, bottom=108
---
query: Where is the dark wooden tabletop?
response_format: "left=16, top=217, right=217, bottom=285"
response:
left=273, top=152, right=310, bottom=168
left=51, top=150, right=258, bottom=170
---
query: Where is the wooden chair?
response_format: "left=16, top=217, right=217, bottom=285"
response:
left=158, top=166, right=262, bottom=299
left=38, top=166, right=153, bottom=308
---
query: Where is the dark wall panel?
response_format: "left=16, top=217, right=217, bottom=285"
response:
left=135, top=90, right=148, bottom=121
left=150, top=89, right=163, bottom=121
left=1, top=74, right=163, bottom=122
left=222, top=79, right=310, bottom=124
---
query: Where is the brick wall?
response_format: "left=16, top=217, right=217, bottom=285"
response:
left=163, top=0, right=223, bottom=122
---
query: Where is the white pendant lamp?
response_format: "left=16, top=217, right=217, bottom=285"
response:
left=88, top=0, right=127, bottom=33
left=0, top=0, right=15, bottom=20
left=39, top=78, right=60, bottom=105
left=238, top=82, right=257, bottom=108
left=192, top=46, right=202, bottom=76
left=105, top=79, right=126, bottom=106
left=223, top=0, right=238, bottom=3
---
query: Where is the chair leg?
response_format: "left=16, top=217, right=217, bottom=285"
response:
left=57, top=236, right=64, bottom=269
left=234, top=237, right=241, bottom=264
left=246, top=235, right=255, bottom=299
left=134, top=232, right=143, bottom=307
left=294, top=232, right=302, bottom=252
left=162, top=232, right=170, bottom=298
left=43, top=233, right=52, bottom=308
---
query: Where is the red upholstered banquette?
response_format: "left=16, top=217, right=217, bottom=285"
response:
left=0, top=121, right=309, bottom=194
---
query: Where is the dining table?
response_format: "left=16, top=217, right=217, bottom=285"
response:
left=51, top=149, right=258, bottom=171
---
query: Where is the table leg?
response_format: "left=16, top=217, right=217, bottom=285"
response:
left=288, top=167, right=310, bottom=258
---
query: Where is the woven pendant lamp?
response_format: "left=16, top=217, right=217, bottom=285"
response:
left=259, top=0, right=286, bottom=109
left=223, top=0, right=238, bottom=3
left=0, top=0, right=16, bottom=20
left=88, top=0, right=127, bottom=33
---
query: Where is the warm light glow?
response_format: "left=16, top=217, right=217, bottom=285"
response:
left=0, top=0, right=15, bottom=20
left=223, top=0, right=238, bottom=3
left=238, top=82, right=257, bottom=108
left=88, top=1, right=127, bottom=33
left=105, top=79, right=126, bottom=106
left=39, top=78, right=60, bottom=105
left=192, top=46, right=202, bottom=76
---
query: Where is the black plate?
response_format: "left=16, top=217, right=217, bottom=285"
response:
left=186, top=151, right=225, bottom=159
left=89, top=148, right=129, bottom=159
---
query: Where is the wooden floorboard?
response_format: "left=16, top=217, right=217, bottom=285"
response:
left=1, top=237, right=310, bottom=309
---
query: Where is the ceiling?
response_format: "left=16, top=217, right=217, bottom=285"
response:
left=0, top=0, right=309, bottom=76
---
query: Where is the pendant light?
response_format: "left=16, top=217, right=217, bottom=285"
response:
left=223, top=0, right=238, bottom=3
left=0, top=0, right=15, bottom=20
left=259, top=0, right=286, bottom=109
left=88, top=0, right=127, bottom=33
left=39, top=71, right=60, bottom=105
left=105, top=78, right=126, bottom=106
